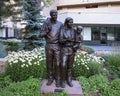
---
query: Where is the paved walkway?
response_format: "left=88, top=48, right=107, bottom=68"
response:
left=87, top=45, right=116, bottom=51
left=87, top=45, right=120, bottom=55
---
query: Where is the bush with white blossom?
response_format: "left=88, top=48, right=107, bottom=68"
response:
left=5, top=48, right=47, bottom=81
left=73, top=50, right=105, bottom=78
left=5, top=46, right=105, bottom=81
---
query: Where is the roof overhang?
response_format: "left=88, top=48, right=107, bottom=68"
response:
left=57, top=1, right=120, bottom=8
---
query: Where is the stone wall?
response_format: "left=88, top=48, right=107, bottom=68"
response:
left=0, top=58, right=6, bottom=73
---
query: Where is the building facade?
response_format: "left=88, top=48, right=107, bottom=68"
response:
left=0, top=18, right=14, bottom=39
left=0, top=0, right=23, bottom=39
left=57, top=0, right=120, bottom=45
left=43, top=0, right=120, bottom=45
left=0, top=18, right=24, bottom=39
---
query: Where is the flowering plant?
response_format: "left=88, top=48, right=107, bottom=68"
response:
left=6, top=48, right=46, bottom=81
left=73, top=50, right=105, bottom=78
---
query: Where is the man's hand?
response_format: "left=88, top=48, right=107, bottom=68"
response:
left=73, top=45, right=78, bottom=52
left=60, top=39, right=67, bottom=43
left=48, top=25, right=52, bottom=32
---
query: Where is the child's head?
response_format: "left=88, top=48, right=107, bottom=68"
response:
left=77, top=26, right=83, bottom=34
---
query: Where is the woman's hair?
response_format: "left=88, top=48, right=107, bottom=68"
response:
left=64, top=17, right=73, bottom=27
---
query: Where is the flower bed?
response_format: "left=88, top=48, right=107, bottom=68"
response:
left=73, top=50, right=105, bottom=78
left=5, top=48, right=46, bottom=81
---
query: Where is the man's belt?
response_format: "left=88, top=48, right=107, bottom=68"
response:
left=63, top=45, right=73, bottom=47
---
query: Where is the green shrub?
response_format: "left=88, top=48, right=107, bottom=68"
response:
left=77, top=74, right=120, bottom=96
left=107, top=54, right=120, bottom=78
left=100, top=54, right=110, bottom=62
left=0, top=74, right=12, bottom=89
left=5, top=48, right=47, bottom=81
left=89, top=74, right=109, bottom=92
left=0, top=77, right=42, bottom=96
left=76, top=76, right=90, bottom=96
left=0, top=74, right=68, bottom=96
left=86, top=62, right=104, bottom=77
left=77, top=74, right=109, bottom=96
left=82, top=45, right=94, bottom=54
left=44, top=91, right=67, bottom=96
left=102, top=79, right=120, bottom=96
left=73, top=51, right=104, bottom=78
left=0, top=43, right=7, bottom=58
left=110, top=79, right=120, bottom=90
left=102, top=87, right=120, bottom=96
left=2, top=41, right=19, bottom=51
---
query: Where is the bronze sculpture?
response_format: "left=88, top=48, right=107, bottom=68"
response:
left=75, top=26, right=83, bottom=50
left=40, top=9, right=63, bottom=87
left=59, top=17, right=77, bottom=88
left=38, top=9, right=83, bottom=88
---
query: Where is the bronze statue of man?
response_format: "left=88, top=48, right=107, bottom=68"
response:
left=40, top=9, right=63, bottom=87
left=59, top=17, right=77, bottom=88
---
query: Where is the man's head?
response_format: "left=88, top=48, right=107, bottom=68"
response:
left=77, top=26, right=83, bottom=34
left=50, top=9, right=58, bottom=21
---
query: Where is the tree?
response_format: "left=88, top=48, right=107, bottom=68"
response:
left=0, top=0, right=22, bottom=24
left=0, top=0, right=54, bottom=23
left=20, top=0, right=54, bottom=50
left=0, top=0, right=10, bottom=24
left=0, top=0, right=54, bottom=50
left=20, top=0, right=45, bottom=50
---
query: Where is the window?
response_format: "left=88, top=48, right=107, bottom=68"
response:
left=91, top=27, right=100, bottom=40
left=115, top=28, right=120, bottom=41
left=107, top=27, right=114, bottom=40
left=86, top=4, right=98, bottom=8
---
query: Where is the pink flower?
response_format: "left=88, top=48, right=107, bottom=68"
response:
left=80, top=48, right=83, bottom=51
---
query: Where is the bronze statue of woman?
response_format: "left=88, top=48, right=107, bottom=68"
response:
left=59, top=17, right=77, bottom=88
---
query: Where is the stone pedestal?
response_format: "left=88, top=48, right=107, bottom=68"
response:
left=40, top=79, right=83, bottom=96
left=0, top=58, right=6, bottom=73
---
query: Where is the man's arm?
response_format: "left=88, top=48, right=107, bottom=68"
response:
left=59, top=27, right=67, bottom=44
left=39, top=22, right=48, bottom=37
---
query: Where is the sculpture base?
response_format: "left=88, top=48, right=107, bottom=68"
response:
left=40, top=79, right=83, bottom=96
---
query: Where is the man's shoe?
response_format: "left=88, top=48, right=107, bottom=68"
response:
left=56, top=80, right=60, bottom=87
left=67, top=81, right=73, bottom=87
left=46, top=79, right=54, bottom=86
left=61, top=81, right=66, bottom=88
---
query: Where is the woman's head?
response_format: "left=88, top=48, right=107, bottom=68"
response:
left=64, top=17, right=73, bottom=28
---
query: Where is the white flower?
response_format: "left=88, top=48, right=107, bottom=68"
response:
left=86, top=67, right=89, bottom=70
left=9, top=63, right=12, bottom=65
left=26, top=64, right=28, bottom=67
left=21, top=64, right=25, bottom=67
left=28, top=61, right=32, bottom=65
left=13, top=60, right=18, bottom=63
left=7, top=47, right=45, bottom=68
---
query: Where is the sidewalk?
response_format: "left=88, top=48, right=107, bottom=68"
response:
left=87, top=45, right=120, bottom=55
left=87, top=45, right=115, bottom=51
